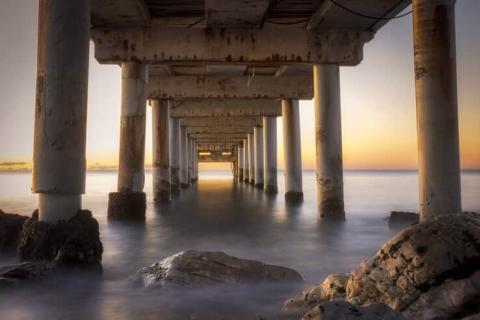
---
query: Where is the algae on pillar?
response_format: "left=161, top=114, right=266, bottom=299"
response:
left=263, top=116, right=278, bottom=194
left=313, top=64, right=345, bottom=220
left=108, top=62, right=148, bottom=220
left=170, top=118, right=182, bottom=195
left=282, top=99, right=303, bottom=202
left=152, top=99, right=171, bottom=203
left=413, top=0, right=461, bottom=221
left=254, top=126, right=264, bottom=189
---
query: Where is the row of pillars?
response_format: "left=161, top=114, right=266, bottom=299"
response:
left=33, top=0, right=462, bottom=223
left=235, top=101, right=305, bottom=203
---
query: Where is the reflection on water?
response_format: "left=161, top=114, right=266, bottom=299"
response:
left=0, top=170, right=479, bottom=319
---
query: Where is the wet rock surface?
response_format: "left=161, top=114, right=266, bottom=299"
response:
left=0, top=210, right=28, bottom=252
left=347, top=212, right=480, bottom=311
left=388, top=211, right=419, bottom=225
left=130, top=250, right=303, bottom=288
left=17, top=210, right=103, bottom=266
left=283, top=273, right=350, bottom=313
left=284, top=212, right=480, bottom=320
left=301, top=301, right=405, bottom=320
left=0, top=261, right=55, bottom=289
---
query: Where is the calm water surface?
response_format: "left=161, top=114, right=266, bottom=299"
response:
left=0, top=170, right=479, bottom=319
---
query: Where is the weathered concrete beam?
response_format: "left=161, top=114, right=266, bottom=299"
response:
left=205, top=0, right=270, bottom=28
left=187, top=126, right=254, bottom=134
left=92, top=0, right=150, bottom=27
left=180, top=116, right=262, bottom=127
left=189, top=133, right=247, bottom=140
left=92, top=27, right=372, bottom=66
left=198, top=142, right=239, bottom=149
left=147, top=75, right=313, bottom=99
left=171, top=99, right=281, bottom=117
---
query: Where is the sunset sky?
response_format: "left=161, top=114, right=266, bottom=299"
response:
left=0, top=1, right=478, bottom=170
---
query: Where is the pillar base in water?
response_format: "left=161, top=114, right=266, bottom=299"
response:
left=108, top=192, right=146, bottom=220
left=171, top=184, right=181, bottom=196
left=264, top=185, right=278, bottom=195
left=255, top=183, right=264, bottom=189
left=190, top=178, right=198, bottom=184
left=285, top=191, right=304, bottom=203
left=250, top=180, right=255, bottom=185
left=18, top=209, right=103, bottom=267
left=154, top=190, right=171, bottom=203
left=318, top=200, right=345, bottom=220
left=180, top=183, right=189, bottom=189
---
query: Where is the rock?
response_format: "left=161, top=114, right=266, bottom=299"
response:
left=283, top=273, right=350, bottom=312
left=130, top=250, right=303, bottom=288
left=301, top=301, right=405, bottom=320
left=463, top=315, right=480, bottom=320
left=403, top=270, right=480, bottom=320
left=388, top=211, right=419, bottom=225
left=0, top=261, right=55, bottom=288
left=346, top=212, right=480, bottom=312
left=0, top=210, right=28, bottom=252
left=17, top=210, right=103, bottom=266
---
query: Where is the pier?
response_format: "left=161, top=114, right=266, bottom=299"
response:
left=34, top=0, right=461, bottom=227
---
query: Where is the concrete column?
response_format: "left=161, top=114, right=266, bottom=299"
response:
left=413, top=0, right=461, bottom=221
left=282, top=99, right=303, bottom=202
left=180, top=126, right=190, bottom=188
left=254, top=127, right=264, bottom=188
left=263, top=116, right=278, bottom=194
left=314, top=64, right=345, bottom=220
left=248, top=133, right=255, bottom=184
left=170, top=118, right=181, bottom=195
left=188, top=138, right=194, bottom=183
left=238, top=145, right=244, bottom=182
left=33, top=0, right=90, bottom=222
left=243, top=139, right=249, bottom=183
left=108, top=61, right=148, bottom=219
left=152, top=99, right=171, bottom=203
left=194, top=142, right=199, bottom=181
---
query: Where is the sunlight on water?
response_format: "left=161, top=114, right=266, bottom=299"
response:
left=0, top=170, right=479, bottom=319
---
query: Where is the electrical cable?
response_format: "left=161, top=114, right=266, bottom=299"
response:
left=329, top=0, right=412, bottom=20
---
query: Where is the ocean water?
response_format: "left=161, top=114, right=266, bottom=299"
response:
left=0, top=170, right=479, bottom=319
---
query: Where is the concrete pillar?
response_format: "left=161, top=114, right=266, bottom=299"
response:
left=243, top=139, right=249, bottom=183
left=254, top=127, right=264, bottom=188
left=108, top=61, right=148, bottom=219
left=413, top=0, right=461, bottom=221
left=248, top=133, right=255, bottom=184
left=180, top=126, right=190, bottom=188
left=282, top=99, right=303, bottom=202
left=170, top=118, right=181, bottom=195
left=33, top=0, right=90, bottom=222
left=314, top=64, right=345, bottom=220
left=238, top=145, right=244, bottom=182
left=188, top=138, right=194, bottom=183
left=263, top=116, right=278, bottom=194
left=152, top=99, right=171, bottom=203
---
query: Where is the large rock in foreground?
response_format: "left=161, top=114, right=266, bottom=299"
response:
left=130, top=250, right=303, bottom=288
left=301, top=301, right=405, bottom=320
left=0, top=210, right=28, bottom=252
left=283, top=273, right=350, bottom=314
left=17, top=210, right=103, bottom=266
left=346, top=212, right=480, bottom=317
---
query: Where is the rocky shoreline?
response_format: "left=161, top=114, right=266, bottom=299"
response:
left=1, top=209, right=479, bottom=319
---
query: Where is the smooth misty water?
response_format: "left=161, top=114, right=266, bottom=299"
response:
left=0, top=170, right=479, bottom=320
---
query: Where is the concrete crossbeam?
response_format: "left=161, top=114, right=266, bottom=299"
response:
left=189, top=133, right=247, bottom=140
left=148, top=75, right=313, bottom=99
left=180, top=116, right=262, bottom=127
left=171, top=99, right=281, bottom=117
left=92, top=27, right=372, bottom=66
left=187, top=126, right=254, bottom=134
